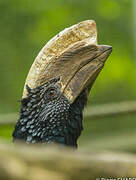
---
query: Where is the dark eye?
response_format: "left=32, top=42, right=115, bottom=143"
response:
left=48, top=88, right=56, bottom=96
left=45, top=87, right=58, bottom=99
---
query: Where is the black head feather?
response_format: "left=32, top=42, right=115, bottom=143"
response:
left=13, top=77, right=87, bottom=147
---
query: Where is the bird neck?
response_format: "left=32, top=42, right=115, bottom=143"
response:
left=13, top=90, right=87, bottom=147
left=65, top=91, right=87, bottom=147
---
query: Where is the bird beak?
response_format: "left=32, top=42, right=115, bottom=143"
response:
left=62, top=44, right=112, bottom=102
left=22, top=20, right=112, bottom=103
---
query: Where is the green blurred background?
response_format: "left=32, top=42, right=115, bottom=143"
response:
left=0, top=0, right=136, bottom=152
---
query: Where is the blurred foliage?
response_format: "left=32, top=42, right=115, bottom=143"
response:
left=80, top=113, right=136, bottom=153
left=0, top=125, right=13, bottom=140
left=0, top=0, right=135, bottom=113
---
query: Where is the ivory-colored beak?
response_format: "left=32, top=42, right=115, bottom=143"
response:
left=22, top=20, right=112, bottom=103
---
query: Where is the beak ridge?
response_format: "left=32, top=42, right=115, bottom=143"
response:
left=97, top=45, right=112, bottom=63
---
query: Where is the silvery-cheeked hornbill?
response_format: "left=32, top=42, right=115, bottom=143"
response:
left=13, top=20, right=112, bottom=147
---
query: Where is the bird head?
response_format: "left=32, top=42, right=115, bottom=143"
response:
left=13, top=20, right=112, bottom=147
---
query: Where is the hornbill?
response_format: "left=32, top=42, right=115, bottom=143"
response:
left=13, top=20, right=112, bottom=147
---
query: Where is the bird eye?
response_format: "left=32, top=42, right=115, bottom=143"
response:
left=48, top=88, right=56, bottom=96
left=45, top=87, right=58, bottom=99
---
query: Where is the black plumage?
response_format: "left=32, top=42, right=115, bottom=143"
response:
left=13, top=77, right=87, bottom=147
